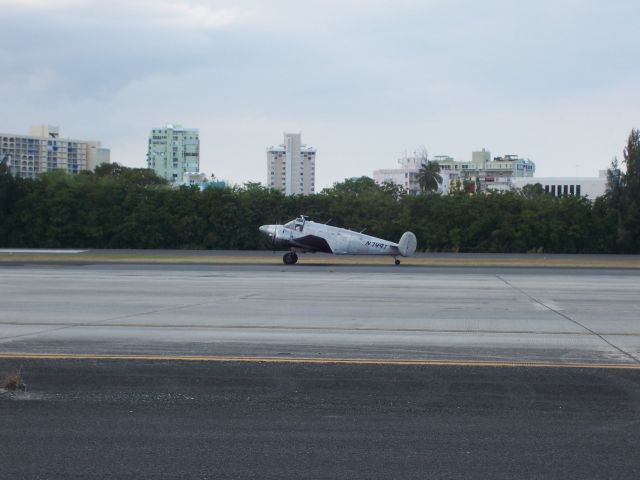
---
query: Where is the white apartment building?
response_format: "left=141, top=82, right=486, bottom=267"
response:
left=373, top=156, right=424, bottom=195
left=0, top=125, right=110, bottom=179
left=147, top=124, right=199, bottom=184
left=512, top=171, right=607, bottom=199
left=266, top=132, right=316, bottom=195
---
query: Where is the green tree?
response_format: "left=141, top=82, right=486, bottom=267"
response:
left=94, top=163, right=168, bottom=187
left=619, top=129, right=640, bottom=251
left=319, top=177, right=403, bottom=240
left=0, top=162, right=618, bottom=254
left=0, top=162, right=19, bottom=246
left=519, top=183, right=546, bottom=199
left=597, top=157, right=624, bottom=251
left=624, top=129, right=640, bottom=181
left=605, top=129, right=640, bottom=252
left=417, top=161, right=442, bottom=194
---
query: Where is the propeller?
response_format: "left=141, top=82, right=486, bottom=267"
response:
left=271, top=221, right=278, bottom=251
left=259, top=220, right=278, bottom=252
left=269, top=218, right=280, bottom=252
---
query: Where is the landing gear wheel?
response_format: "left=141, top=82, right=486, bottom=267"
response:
left=283, top=252, right=299, bottom=265
left=395, top=258, right=401, bottom=266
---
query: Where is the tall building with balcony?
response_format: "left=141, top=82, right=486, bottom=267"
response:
left=266, top=133, right=316, bottom=195
left=147, top=124, right=199, bottom=184
left=0, top=125, right=110, bottom=179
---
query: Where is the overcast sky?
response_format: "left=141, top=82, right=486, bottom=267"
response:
left=1, top=0, right=638, bottom=187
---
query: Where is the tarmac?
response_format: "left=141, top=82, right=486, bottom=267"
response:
left=2, top=359, right=640, bottom=479
left=0, top=258, right=639, bottom=366
left=2, top=253, right=640, bottom=478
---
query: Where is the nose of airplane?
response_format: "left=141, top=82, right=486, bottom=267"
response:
left=259, top=225, right=275, bottom=236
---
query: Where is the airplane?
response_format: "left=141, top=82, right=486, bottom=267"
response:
left=259, top=216, right=417, bottom=265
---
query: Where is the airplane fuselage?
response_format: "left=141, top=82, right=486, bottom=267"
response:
left=259, top=217, right=417, bottom=264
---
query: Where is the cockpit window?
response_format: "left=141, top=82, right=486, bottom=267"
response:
left=284, top=216, right=306, bottom=231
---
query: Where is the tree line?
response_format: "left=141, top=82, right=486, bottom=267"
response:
left=0, top=131, right=638, bottom=253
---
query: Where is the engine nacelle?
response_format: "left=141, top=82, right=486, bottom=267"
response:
left=272, top=225, right=293, bottom=250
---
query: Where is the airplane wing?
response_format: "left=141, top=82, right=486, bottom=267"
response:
left=289, top=234, right=333, bottom=254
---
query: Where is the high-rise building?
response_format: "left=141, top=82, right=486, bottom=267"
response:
left=147, top=124, right=199, bottom=184
left=266, top=132, right=316, bottom=195
left=0, top=125, right=110, bottom=179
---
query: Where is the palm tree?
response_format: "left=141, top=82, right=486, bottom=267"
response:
left=417, top=160, right=442, bottom=194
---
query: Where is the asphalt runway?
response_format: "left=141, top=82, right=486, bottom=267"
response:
left=0, top=263, right=639, bottom=365
left=2, top=359, right=640, bottom=479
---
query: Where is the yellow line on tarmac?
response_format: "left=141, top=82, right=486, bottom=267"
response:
left=1, top=352, right=639, bottom=370
left=1, top=254, right=639, bottom=268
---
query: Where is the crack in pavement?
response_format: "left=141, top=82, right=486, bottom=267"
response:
left=495, top=274, right=640, bottom=364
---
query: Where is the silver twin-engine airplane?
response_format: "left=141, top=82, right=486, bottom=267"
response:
left=259, top=216, right=417, bottom=265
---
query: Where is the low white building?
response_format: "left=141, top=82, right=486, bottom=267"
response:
left=178, top=172, right=228, bottom=190
left=512, top=171, right=607, bottom=199
left=436, top=150, right=535, bottom=193
left=181, top=172, right=209, bottom=186
left=373, top=156, right=425, bottom=195
left=373, top=149, right=535, bottom=195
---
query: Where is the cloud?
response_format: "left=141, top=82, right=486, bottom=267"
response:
left=25, top=68, right=60, bottom=91
left=1, top=0, right=638, bottom=187
left=0, top=0, right=87, bottom=9
left=143, top=1, right=254, bottom=29
left=1, top=0, right=254, bottom=30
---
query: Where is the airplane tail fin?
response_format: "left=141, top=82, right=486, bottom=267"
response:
left=398, top=232, right=417, bottom=257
